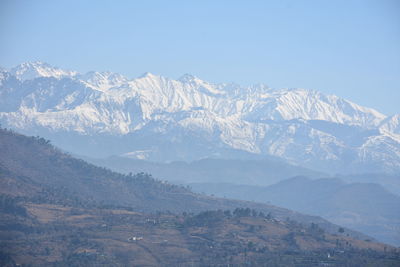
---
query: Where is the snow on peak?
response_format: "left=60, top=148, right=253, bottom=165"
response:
left=78, top=71, right=127, bottom=91
left=10, top=61, right=78, bottom=81
left=138, top=72, right=158, bottom=79
left=379, top=114, right=400, bottom=135
left=1, top=62, right=399, bottom=173
left=2, top=62, right=388, bottom=129
left=178, top=73, right=198, bottom=83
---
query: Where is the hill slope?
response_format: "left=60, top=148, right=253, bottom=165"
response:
left=189, top=177, right=400, bottom=246
left=2, top=203, right=399, bottom=266
left=0, top=128, right=365, bottom=237
left=2, top=130, right=399, bottom=265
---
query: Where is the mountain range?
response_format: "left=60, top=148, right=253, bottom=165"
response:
left=1, top=61, right=399, bottom=174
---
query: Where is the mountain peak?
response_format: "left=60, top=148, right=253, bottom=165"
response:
left=78, top=71, right=128, bottom=91
left=14, top=61, right=59, bottom=71
left=10, top=61, right=77, bottom=81
left=138, top=72, right=158, bottom=79
left=379, top=113, right=400, bottom=135
left=19, top=61, right=48, bottom=67
left=179, top=73, right=198, bottom=83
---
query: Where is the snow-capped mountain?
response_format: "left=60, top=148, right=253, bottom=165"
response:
left=380, top=114, right=400, bottom=136
left=0, top=62, right=399, bottom=173
left=10, top=61, right=78, bottom=81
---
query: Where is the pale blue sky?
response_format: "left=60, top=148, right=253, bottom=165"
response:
left=1, top=0, right=399, bottom=115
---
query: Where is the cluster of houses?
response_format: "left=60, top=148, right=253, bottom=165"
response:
left=128, top=236, right=143, bottom=242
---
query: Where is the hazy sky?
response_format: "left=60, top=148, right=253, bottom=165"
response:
left=1, top=0, right=399, bottom=115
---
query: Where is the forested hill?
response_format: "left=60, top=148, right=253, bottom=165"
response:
left=0, top=127, right=193, bottom=212
left=0, top=128, right=369, bottom=236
